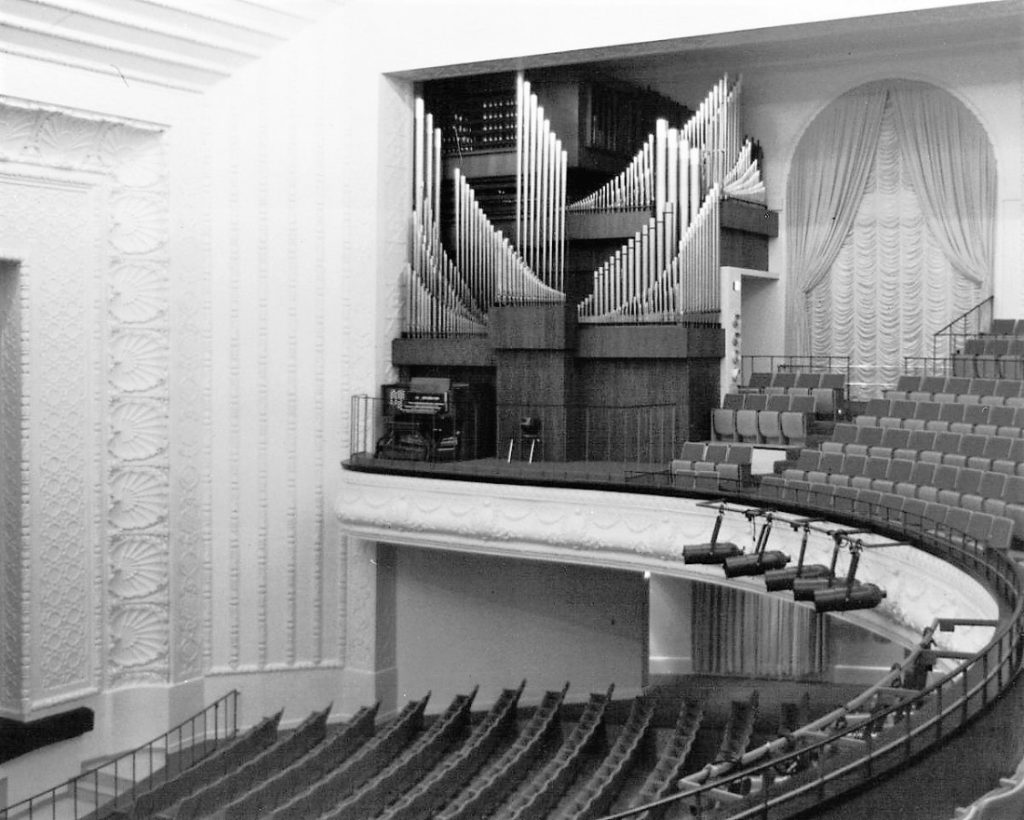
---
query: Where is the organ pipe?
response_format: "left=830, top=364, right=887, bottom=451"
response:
left=575, top=74, right=748, bottom=325
left=515, top=75, right=568, bottom=294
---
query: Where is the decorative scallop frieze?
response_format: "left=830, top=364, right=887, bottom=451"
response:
left=36, top=113, right=99, bottom=169
left=109, top=468, right=169, bottom=531
left=109, top=262, right=168, bottom=324
left=110, top=193, right=168, bottom=255
left=99, top=125, right=163, bottom=188
left=109, top=399, right=168, bottom=461
left=109, top=604, right=169, bottom=668
left=109, top=536, right=168, bottom=600
left=109, top=330, right=168, bottom=393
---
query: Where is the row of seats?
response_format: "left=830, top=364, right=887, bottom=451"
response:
left=823, top=426, right=1024, bottom=471
left=744, top=371, right=846, bottom=391
left=781, top=450, right=1024, bottom=510
left=989, top=319, right=1024, bottom=336
left=884, top=375, right=1024, bottom=400
left=963, top=337, right=1024, bottom=356
left=723, top=392, right=817, bottom=413
left=950, top=354, right=1024, bottom=380
left=725, top=389, right=839, bottom=417
left=758, top=477, right=1016, bottom=552
left=856, top=403, right=1024, bottom=436
left=711, top=408, right=809, bottom=447
left=672, top=442, right=753, bottom=490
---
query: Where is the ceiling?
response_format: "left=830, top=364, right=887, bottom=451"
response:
left=0, top=0, right=346, bottom=92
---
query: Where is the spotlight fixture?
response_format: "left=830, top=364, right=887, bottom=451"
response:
left=792, top=531, right=848, bottom=601
left=764, top=521, right=829, bottom=591
left=723, top=512, right=790, bottom=577
left=684, top=504, right=742, bottom=564
left=814, top=540, right=887, bottom=612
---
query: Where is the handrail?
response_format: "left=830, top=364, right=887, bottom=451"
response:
left=596, top=488, right=1024, bottom=819
left=1, top=689, right=241, bottom=820
left=933, top=296, right=994, bottom=359
left=739, top=355, right=851, bottom=388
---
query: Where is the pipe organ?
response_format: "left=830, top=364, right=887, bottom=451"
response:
left=575, top=75, right=762, bottom=325
left=402, top=72, right=769, bottom=337
left=406, top=86, right=566, bottom=337
left=515, top=76, right=568, bottom=294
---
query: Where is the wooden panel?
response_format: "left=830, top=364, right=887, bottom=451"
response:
left=576, top=324, right=723, bottom=359
left=720, top=199, right=779, bottom=236
left=489, top=303, right=575, bottom=350
left=392, top=336, right=494, bottom=367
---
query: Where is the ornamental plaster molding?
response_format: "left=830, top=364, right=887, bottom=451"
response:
left=0, top=99, right=172, bottom=710
left=337, top=469, right=999, bottom=655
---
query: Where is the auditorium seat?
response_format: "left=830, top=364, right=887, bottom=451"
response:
left=222, top=705, right=379, bottom=820
left=780, top=412, right=809, bottom=446
left=993, top=439, right=1024, bottom=476
left=736, top=410, right=762, bottom=444
left=272, top=696, right=429, bottom=820
left=821, top=423, right=859, bottom=454
left=627, top=699, right=703, bottom=815
left=168, top=706, right=331, bottom=820
left=435, top=687, right=566, bottom=820
left=888, top=374, right=922, bottom=399
left=896, top=461, right=936, bottom=499
left=127, top=710, right=284, bottom=819
left=712, top=408, right=738, bottom=442
left=850, top=456, right=889, bottom=490
left=796, top=372, right=821, bottom=390
left=990, top=318, right=1018, bottom=336
left=380, top=685, right=524, bottom=820
left=873, top=459, right=914, bottom=494
left=746, top=372, right=772, bottom=391
left=743, top=393, right=769, bottom=411
left=723, top=393, right=744, bottom=410
left=771, top=372, right=797, bottom=389
left=758, top=410, right=785, bottom=445
left=812, top=387, right=838, bottom=418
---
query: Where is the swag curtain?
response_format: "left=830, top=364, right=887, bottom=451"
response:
left=786, top=80, right=996, bottom=359
left=809, top=98, right=980, bottom=390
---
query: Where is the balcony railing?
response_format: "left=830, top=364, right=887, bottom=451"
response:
left=595, top=487, right=1023, bottom=819
left=2, top=690, right=240, bottom=820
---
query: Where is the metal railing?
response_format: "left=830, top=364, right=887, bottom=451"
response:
left=933, top=295, right=994, bottom=359
left=596, top=486, right=1024, bottom=819
left=740, top=355, right=851, bottom=387
left=2, top=690, right=240, bottom=820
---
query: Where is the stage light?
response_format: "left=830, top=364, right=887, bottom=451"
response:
left=721, top=509, right=790, bottom=577
left=793, top=575, right=834, bottom=601
left=814, top=583, right=886, bottom=612
left=765, top=521, right=823, bottom=591
left=809, top=538, right=887, bottom=612
left=765, top=563, right=829, bottom=591
left=683, top=542, right=743, bottom=564
left=723, top=550, right=789, bottom=577
left=684, top=503, right=743, bottom=564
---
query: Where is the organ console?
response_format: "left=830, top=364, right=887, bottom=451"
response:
left=376, top=378, right=460, bottom=461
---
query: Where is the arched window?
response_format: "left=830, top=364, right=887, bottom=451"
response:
left=786, top=80, right=996, bottom=397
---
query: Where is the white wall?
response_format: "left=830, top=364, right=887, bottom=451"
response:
left=394, top=545, right=647, bottom=710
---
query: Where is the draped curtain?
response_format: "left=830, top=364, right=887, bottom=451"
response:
left=809, top=97, right=981, bottom=391
left=786, top=80, right=996, bottom=377
left=691, top=584, right=829, bottom=678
